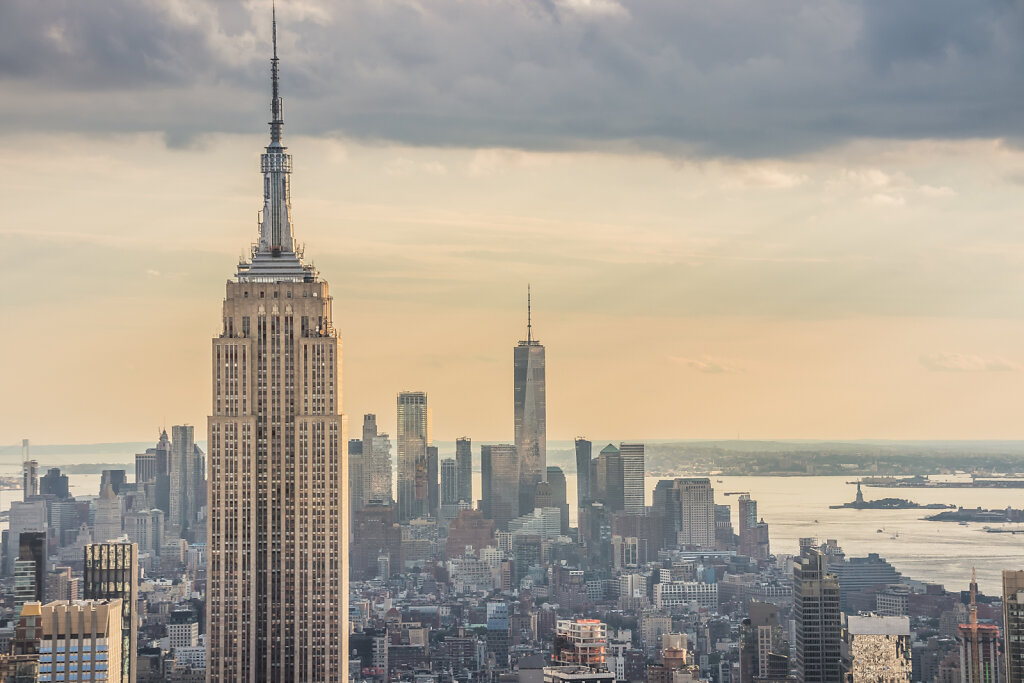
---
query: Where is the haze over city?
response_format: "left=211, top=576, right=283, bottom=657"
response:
left=5, top=1, right=1024, bottom=444
left=3, top=5, right=1024, bottom=683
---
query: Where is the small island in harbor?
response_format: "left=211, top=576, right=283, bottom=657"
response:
left=925, top=506, right=1024, bottom=523
left=829, top=483, right=955, bottom=510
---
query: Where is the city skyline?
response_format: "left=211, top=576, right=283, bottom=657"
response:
left=3, top=4, right=1024, bottom=683
left=7, top=2, right=1024, bottom=444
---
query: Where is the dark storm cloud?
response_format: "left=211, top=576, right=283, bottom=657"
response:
left=2, top=0, right=1023, bottom=156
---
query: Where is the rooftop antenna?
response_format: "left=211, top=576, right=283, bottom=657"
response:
left=527, top=284, right=532, bottom=343
left=269, top=0, right=283, bottom=144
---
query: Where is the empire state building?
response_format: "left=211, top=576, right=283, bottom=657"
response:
left=207, top=12, right=348, bottom=682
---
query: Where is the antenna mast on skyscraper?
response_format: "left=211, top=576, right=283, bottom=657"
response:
left=527, top=284, right=532, bottom=343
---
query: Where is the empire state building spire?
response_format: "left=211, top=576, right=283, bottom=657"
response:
left=270, top=2, right=283, bottom=144
left=236, top=2, right=314, bottom=282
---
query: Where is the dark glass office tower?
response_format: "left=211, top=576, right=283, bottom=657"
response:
left=575, top=437, right=592, bottom=515
left=481, top=444, right=519, bottom=531
left=456, top=437, right=473, bottom=504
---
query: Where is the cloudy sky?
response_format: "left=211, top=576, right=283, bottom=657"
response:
left=4, top=0, right=1024, bottom=445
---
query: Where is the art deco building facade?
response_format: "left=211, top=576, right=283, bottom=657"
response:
left=514, top=290, right=546, bottom=514
left=207, top=14, right=348, bottom=682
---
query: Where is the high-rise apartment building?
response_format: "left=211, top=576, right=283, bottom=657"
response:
left=843, top=615, right=911, bottom=683
left=456, top=437, right=473, bottom=505
left=481, top=444, right=519, bottom=531
left=738, top=495, right=757, bottom=534
left=674, top=478, right=716, bottom=548
left=514, top=289, right=546, bottom=515
left=397, top=391, right=430, bottom=522
left=794, top=549, right=842, bottom=683
left=620, top=443, right=645, bottom=514
left=83, top=541, right=138, bottom=683
left=553, top=619, right=608, bottom=670
left=206, top=14, right=348, bottom=681
left=575, top=438, right=593, bottom=513
left=1005, top=570, right=1024, bottom=683
left=38, top=599, right=123, bottom=683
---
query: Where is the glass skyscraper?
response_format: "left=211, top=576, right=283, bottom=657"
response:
left=514, top=289, right=546, bottom=514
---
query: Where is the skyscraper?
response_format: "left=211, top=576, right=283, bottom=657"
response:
left=397, top=391, right=430, bottom=522
left=169, top=424, right=195, bottom=536
left=595, top=444, right=624, bottom=512
left=349, top=438, right=365, bottom=512
left=39, top=468, right=69, bottom=499
left=1005, top=570, right=1024, bottom=683
left=22, top=459, right=38, bottom=501
left=674, top=478, right=716, bottom=548
left=93, top=483, right=122, bottom=544
left=456, top=437, right=473, bottom=505
left=83, top=541, right=138, bottom=683
left=738, top=494, right=757, bottom=534
left=441, top=458, right=459, bottom=512
left=363, top=415, right=393, bottom=505
left=547, top=466, right=570, bottom=535
left=481, top=444, right=519, bottom=531
left=794, top=549, right=842, bottom=683
left=575, top=437, right=592, bottom=513
left=514, top=288, right=546, bottom=515
left=428, top=444, right=440, bottom=517
left=207, top=12, right=348, bottom=681
left=619, top=443, right=645, bottom=514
